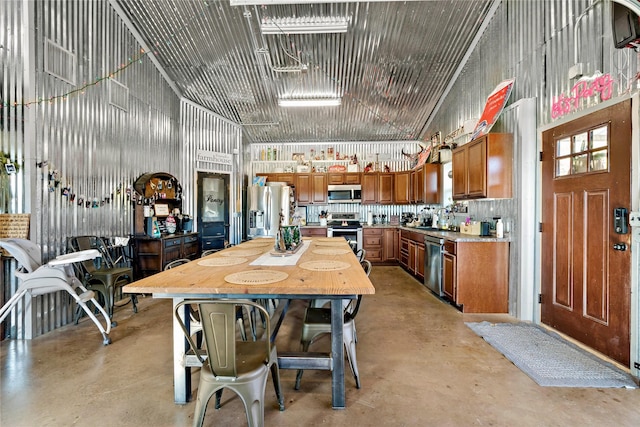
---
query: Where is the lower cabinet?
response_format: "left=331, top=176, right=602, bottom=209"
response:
left=442, top=239, right=509, bottom=313
left=399, top=230, right=425, bottom=280
left=364, top=227, right=398, bottom=263
left=133, top=233, right=200, bottom=278
left=301, top=226, right=327, bottom=237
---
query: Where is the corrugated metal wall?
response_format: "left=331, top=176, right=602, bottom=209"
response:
left=181, top=100, right=243, bottom=244
left=426, top=0, right=637, bottom=136
left=1, top=0, right=182, bottom=338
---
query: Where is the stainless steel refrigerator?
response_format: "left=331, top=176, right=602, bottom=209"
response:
left=247, top=183, right=294, bottom=239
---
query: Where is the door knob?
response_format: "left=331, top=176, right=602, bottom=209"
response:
left=613, top=243, right=627, bottom=251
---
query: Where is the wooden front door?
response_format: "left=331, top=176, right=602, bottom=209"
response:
left=541, top=100, right=631, bottom=366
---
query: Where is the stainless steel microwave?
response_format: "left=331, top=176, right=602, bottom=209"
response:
left=327, top=184, right=362, bottom=204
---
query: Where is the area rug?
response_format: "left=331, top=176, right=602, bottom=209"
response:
left=466, top=321, right=637, bottom=388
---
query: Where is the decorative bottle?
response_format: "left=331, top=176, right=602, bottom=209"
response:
left=496, top=218, right=504, bottom=238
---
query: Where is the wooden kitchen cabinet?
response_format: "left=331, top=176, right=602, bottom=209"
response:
left=363, top=228, right=383, bottom=262
left=328, top=172, right=361, bottom=185
left=383, top=228, right=399, bottom=261
left=378, top=173, right=394, bottom=204
left=452, top=133, right=513, bottom=200
left=394, top=171, right=411, bottom=204
left=301, top=226, right=327, bottom=237
left=133, top=232, right=200, bottom=279
left=362, top=172, right=393, bottom=204
left=410, top=163, right=441, bottom=204
left=361, top=173, right=378, bottom=204
left=365, top=227, right=399, bottom=263
left=423, top=163, right=441, bottom=204
left=296, top=173, right=327, bottom=205
left=400, top=229, right=425, bottom=280
left=256, top=173, right=295, bottom=186
left=442, top=239, right=509, bottom=313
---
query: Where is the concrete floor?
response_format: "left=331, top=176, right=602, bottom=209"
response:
left=1, top=266, right=639, bottom=427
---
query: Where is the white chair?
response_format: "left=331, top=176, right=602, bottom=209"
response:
left=0, top=238, right=112, bottom=345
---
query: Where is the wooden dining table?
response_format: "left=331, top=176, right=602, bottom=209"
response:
left=123, top=236, right=375, bottom=409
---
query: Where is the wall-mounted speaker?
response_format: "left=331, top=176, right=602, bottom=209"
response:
left=612, top=2, right=640, bottom=49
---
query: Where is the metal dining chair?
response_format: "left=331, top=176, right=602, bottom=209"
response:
left=67, top=236, right=136, bottom=322
left=295, top=259, right=372, bottom=390
left=167, top=258, right=255, bottom=342
left=174, top=299, right=284, bottom=427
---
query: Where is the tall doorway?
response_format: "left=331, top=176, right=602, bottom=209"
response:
left=541, top=100, right=631, bottom=366
left=197, top=172, right=230, bottom=252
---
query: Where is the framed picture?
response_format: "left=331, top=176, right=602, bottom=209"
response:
left=5, top=163, right=16, bottom=174
left=154, top=203, right=170, bottom=217
left=292, top=153, right=305, bottom=163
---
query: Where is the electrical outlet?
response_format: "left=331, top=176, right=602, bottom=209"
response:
left=629, top=211, right=640, bottom=227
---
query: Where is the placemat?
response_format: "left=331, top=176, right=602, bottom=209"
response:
left=299, top=260, right=351, bottom=271
left=312, top=248, right=351, bottom=255
left=220, top=248, right=264, bottom=257
left=224, top=269, right=289, bottom=285
left=197, top=257, right=248, bottom=266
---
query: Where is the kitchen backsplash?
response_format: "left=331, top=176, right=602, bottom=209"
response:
left=305, top=203, right=436, bottom=224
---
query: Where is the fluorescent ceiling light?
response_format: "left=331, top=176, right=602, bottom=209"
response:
left=279, top=98, right=342, bottom=107
left=261, top=16, right=349, bottom=34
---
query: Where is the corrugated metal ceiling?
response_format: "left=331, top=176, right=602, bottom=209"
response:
left=113, top=0, right=495, bottom=143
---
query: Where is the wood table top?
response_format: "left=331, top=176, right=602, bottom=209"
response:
left=123, top=237, right=375, bottom=297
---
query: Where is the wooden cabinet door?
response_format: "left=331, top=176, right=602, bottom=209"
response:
left=383, top=228, right=398, bottom=261
left=344, top=173, right=361, bottom=184
left=442, top=252, right=456, bottom=300
left=295, top=174, right=313, bottom=205
left=452, top=147, right=468, bottom=199
left=399, top=236, right=409, bottom=268
left=378, top=173, right=394, bottom=204
left=415, top=242, right=425, bottom=280
left=276, top=173, right=295, bottom=186
left=408, top=241, right=417, bottom=274
left=328, top=173, right=344, bottom=184
left=361, top=173, right=378, bottom=204
left=311, top=173, right=327, bottom=204
left=394, top=171, right=411, bottom=204
left=423, top=163, right=441, bottom=204
left=467, top=138, right=487, bottom=197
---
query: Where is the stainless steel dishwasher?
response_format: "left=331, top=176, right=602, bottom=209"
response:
left=424, top=234, right=445, bottom=296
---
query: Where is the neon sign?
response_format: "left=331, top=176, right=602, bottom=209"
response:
left=551, top=73, right=614, bottom=119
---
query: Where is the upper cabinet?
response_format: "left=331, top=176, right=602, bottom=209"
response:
left=362, top=172, right=393, bottom=205
left=394, top=171, right=411, bottom=204
left=296, top=173, right=328, bottom=205
left=452, top=133, right=513, bottom=200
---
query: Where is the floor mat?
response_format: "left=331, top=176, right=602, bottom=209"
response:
left=466, top=321, right=637, bottom=388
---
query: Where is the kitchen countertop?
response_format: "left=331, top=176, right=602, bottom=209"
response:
left=399, top=225, right=510, bottom=242
left=301, top=223, right=509, bottom=242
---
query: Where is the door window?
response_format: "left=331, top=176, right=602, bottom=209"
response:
left=555, top=125, right=609, bottom=177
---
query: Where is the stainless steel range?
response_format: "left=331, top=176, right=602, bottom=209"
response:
left=326, top=212, right=363, bottom=251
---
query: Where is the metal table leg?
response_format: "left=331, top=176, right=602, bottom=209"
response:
left=172, top=297, right=191, bottom=404
left=330, top=298, right=345, bottom=409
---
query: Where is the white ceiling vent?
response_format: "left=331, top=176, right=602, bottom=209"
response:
left=108, top=78, right=129, bottom=111
left=44, top=39, right=76, bottom=85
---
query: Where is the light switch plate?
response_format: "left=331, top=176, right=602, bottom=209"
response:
left=629, top=211, right=640, bottom=227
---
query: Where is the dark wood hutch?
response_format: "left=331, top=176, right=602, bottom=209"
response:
left=131, top=172, right=199, bottom=278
